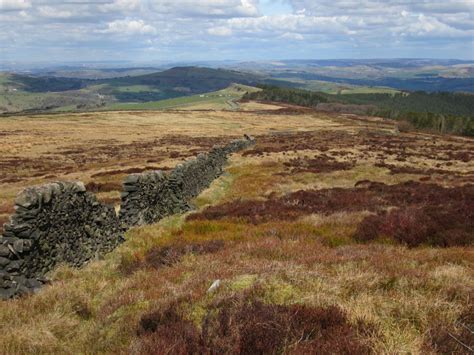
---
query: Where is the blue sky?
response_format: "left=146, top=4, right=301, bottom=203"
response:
left=1, top=0, right=473, bottom=64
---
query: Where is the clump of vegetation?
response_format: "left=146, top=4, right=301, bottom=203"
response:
left=134, top=290, right=374, bottom=354
left=354, top=204, right=473, bottom=247
left=136, top=303, right=203, bottom=354
left=120, top=240, right=225, bottom=274
left=423, top=302, right=474, bottom=354
left=283, top=155, right=355, bottom=174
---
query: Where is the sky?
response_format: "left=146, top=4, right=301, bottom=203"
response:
left=1, top=0, right=473, bottom=64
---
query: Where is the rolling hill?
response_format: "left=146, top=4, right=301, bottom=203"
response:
left=0, top=67, right=262, bottom=113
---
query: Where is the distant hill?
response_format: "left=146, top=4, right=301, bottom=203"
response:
left=272, top=72, right=474, bottom=93
left=1, top=73, right=88, bottom=92
left=0, top=67, right=262, bottom=113
left=104, top=66, right=261, bottom=94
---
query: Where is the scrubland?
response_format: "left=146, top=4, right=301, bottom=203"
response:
left=0, top=105, right=472, bottom=354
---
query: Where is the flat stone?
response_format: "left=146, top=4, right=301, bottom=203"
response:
left=124, top=175, right=140, bottom=184
left=15, top=190, right=38, bottom=209
left=123, top=185, right=139, bottom=192
left=0, top=245, right=10, bottom=257
left=13, top=240, right=24, bottom=253
left=0, top=257, right=10, bottom=267
left=0, top=288, right=16, bottom=300
left=6, top=261, right=22, bottom=272
left=73, top=182, right=86, bottom=193
left=41, top=186, right=53, bottom=204
left=25, top=278, right=43, bottom=289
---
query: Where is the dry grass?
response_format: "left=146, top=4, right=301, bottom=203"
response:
left=0, top=108, right=473, bottom=354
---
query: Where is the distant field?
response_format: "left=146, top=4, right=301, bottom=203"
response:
left=268, top=77, right=400, bottom=95
left=106, top=84, right=260, bottom=111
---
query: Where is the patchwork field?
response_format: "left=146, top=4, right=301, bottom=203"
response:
left=0, top=105, right=473, bottom=353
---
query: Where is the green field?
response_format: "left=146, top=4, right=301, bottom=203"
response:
left=270, top=77, right=400, bottom=95
left=106, top=84, right=260, bottom=111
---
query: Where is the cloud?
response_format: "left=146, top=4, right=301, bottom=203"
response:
left=208, top=26, right=233, bottom=36
left=280, top=32, right=304, bottom=40
left=0, top=0, right=31, bottom=11
left=103, top=19, right=157, bottom=35
left=99, top=0, right=142, bottom=12
left=0, top=0, right=473, bottom=62
left=38, top=6, right=74, bottom=19
left=151, top=0, right=260, bottom=18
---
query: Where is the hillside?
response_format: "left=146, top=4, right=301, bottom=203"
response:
left=106, top=84, right=260, bottom=111
left=0, top=68, right=261, bottom=113
left=106, top=67, right=259, bottom=92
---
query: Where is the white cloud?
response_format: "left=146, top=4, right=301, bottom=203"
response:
left=0, top=0, right=31, bottom=11
left=103, top=19, right=157, bottom=35
left=99, top=0, right=142, bottom=12
left=280, top=32, right=304, bottom=40
left=208, top=26, right=233, bottom=36
left=151, top=0, right=260, bottom=18
left=1, top=0, right=473, bottom=61
left=38, top=6, right=74, bottom=19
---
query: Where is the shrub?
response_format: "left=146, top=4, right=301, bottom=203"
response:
left=135, top=293, right=374, bottom=354
left=423, top=303, right=474, bottom=354
left=397, top=120, right=414, bottom=133
left=137, top=304, right=204, bottom=355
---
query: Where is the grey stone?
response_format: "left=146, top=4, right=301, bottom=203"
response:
left=13, top=239, right=24, bottom=253
left=41, top=186, right=53, bottom=204
left=15, top=190, right=38, bottom=209
left=74, top=182, right=86, bottom=193
left=123, top=185, right=139, bottom=192
left=6, top=261, right=22, bottom=272
left=0, top=257, right=10, bottom=267
left=25, top=278, right=43, bottom=289
left=0, top=288, right=15, bottom=300
left=124, top=174, right=140, bottom=184
left=0, top=245, right=10, bottom=257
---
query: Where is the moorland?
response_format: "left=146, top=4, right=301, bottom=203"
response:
left=0, top=98, right=472, bottom=353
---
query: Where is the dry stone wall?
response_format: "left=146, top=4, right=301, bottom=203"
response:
left=0, top=135, right=255, bottom=300
left=0, top=182, right=123, bottom=299
left=119, top=136, right=255, bottom=228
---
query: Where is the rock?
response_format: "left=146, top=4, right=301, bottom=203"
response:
left=124, top=174, right=140, bottom=184
left=13, top=239, right=24, bottom=254
left=15, top=190, right=38, bottom=209
left=25, top=278, right=43, bottom=290
left=6, top=261, right=22, bottom=272
left=123, top=185, right=139, bottom=192
left=0, top=288, right=16, bottom=300
left=207, top=279, right=221, bottom=293
left=74, top=182, right=86, bottom=193
left=0, top=257, right=10, bottom=267
left=41, top=185, right=54, bottom=204
left=0, top=245, right=10, bottom=257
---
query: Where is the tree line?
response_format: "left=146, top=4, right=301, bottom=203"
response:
left=244, top=85, right=474, bottom=136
